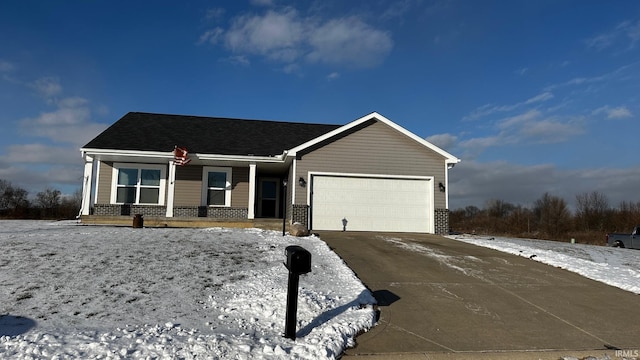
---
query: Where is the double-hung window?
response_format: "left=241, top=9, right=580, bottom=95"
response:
left=111, top=163, right=166, bottom=205
left=202, top=167, right=232, bottom=207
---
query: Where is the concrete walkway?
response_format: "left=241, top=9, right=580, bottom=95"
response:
left=318, top=231, right=639, bottom=359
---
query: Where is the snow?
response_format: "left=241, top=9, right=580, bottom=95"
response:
left=2, top=221, right=639, bottom=359
left=0, top=221, right=376, bottom=359
left=445, top=234, right=640, bottom=295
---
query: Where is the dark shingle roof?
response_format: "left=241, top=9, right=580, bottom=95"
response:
left=83, top=112, right=342, bottom=156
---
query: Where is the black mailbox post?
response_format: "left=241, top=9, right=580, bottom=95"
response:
left=284, top=245, right=311, bottom=340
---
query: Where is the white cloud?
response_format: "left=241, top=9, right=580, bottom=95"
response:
left=607, top=106, right=633, bottom=119
left=205, top=8, right=225, bottom=21
left=425, top=133, right=458, bottom=150
left=464, top=92, right=554, bottom=121
left=458, top=136, right=502, bottom=155
left=30, top=76, right=63, bottom=100
left=327, top=72, right=340, bottom=81
left=225, top=8, right=305, bottom=62
left=585, top=20, right=640, bottom=51
left=307, top=17, right=393, bottom=68
left=381, top=0, right=416, bottom=21
left=221, top=55, right=251, bottom=66
left=20, top=97, right=107, bottom=146
left=500, top=110, right=584, bottom=144
left=7, top=144, right=79, bottom=165
left=201, top=7, right=393, bottom=70
left=524, top=92, right=554, bottom=104
left=593, top=105, right=633, bottom=119
left=515, top=67, right=528, bottom=76
left=497, top=109, right=541, bottom=129
left=198, top=28, right=224, bottom=45
left=518, top=118, right=584, bottom=143
left=457, top=110, right=585, bottom=159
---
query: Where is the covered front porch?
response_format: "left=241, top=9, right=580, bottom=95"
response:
left=79, top=151, right=308, bottom=227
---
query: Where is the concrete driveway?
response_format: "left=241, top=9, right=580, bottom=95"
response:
left=318, top=231, right=640, bottom=359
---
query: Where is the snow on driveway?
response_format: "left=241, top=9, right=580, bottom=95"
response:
left=0, top=221, right=376, bottom=359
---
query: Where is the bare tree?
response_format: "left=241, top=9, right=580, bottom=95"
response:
left=575, top=191, right=609, bottom=231
left=534, top=193, right=571, bottom=238
left=0, top=179, right=29, bottom=216
left=36, top=187, right=62, bottom=218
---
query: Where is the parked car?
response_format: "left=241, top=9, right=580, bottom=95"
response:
left=606, top=225, right=640, bottom=249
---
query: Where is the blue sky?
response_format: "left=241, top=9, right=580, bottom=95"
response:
left=1, top=0, right=639, bottom=210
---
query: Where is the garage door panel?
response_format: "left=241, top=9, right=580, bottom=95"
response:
left=311, top=175, right=432, bottom=233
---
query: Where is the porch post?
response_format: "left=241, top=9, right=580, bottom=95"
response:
left=248, top=162, right=256, bottom=219
left=80, top=155, right=94, bottom=216
left=166, top=160, right=176, bottom=217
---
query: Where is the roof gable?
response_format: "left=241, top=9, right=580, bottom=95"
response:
left=289, top=112, right=461, bottom=163
left=83, top=112, right=341, bottom=156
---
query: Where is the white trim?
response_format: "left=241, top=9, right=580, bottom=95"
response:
left=201, top=166, right=232, bottom=207
left=166, top=161, right=176, bottom=217
left=288, top=112, right=461, bottom=163
left=308, top=171, right=433, bottom=182
left=291, top=158, right=297, bottom=206
left=443, top=163, right=449, bottom=210
left=110, top=163, right=167, bottom=205
left=196, top=153, right=286, bottom=163
left=248, top=163, right=256, bottom=219
left=81, top=148, right=289, bottom=166
left=94, top=159, right=101, bottom=206
left=80, top=155, right=94, bottom=216
left=82, top=148, right=172, bottom=159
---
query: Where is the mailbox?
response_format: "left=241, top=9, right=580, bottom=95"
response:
left=284, top=245, right=311, bottom=274
left=283, top=245, right=312, bottom=339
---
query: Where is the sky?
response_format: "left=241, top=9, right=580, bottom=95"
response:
left=1, top=0, right=639, bottom=210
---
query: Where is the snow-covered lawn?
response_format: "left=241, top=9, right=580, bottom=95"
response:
left=446, top=234, right=640, bottom=294
left=2, top=221, right=639, bottom=359
left=0, top=221, right=376, bottom=359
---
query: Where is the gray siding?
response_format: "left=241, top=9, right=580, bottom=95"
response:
left=294, top=121, right=447, bottom=209
left=174, top=165, right=249, bottom=208
left=231, top=167, right=249, bottom=208
left=174, top=166, right=202, bottom=206
left=96, top=161, right=113, bottom=204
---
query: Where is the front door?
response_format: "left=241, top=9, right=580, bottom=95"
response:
left=258, top=178, right=279, bottom=218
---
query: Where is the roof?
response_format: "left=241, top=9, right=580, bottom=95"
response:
left=83, top=112, right=342, bottom=156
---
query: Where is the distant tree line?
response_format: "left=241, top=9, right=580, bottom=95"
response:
left=450, top=191, right=640, bottom=245
left=0, top=179, right=82, bottom=220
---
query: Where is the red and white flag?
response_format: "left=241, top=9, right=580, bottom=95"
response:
left=173, top=146, right=191, bottom=166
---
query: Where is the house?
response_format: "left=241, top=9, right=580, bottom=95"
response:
left=79, top=111, right=460, bottom=234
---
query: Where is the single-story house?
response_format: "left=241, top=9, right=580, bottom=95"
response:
left=79, top=111, right=460, bottom=234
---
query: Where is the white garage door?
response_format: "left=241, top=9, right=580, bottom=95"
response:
left=311, top=175, right=433, bottom=233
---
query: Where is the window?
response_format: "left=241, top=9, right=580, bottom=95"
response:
left=202, top=167, right=232, bottom=207
left=111, top=163, right=166, bottom=205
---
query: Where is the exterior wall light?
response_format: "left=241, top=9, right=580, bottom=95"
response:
left=439, top=182, right=446, bottom=192
left=298, top=177, right=307, bottom=187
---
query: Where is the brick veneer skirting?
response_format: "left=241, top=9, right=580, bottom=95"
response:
left=434, top=208, right=449, bottom=235
left=94, top=204, right=248, bottom=219
left=94, top=204, right=166, bottom=216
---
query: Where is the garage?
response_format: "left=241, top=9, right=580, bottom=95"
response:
left=310, top=174, right=434, bottom=233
